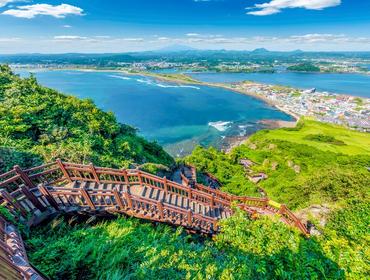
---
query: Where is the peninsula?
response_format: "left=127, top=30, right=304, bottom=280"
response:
left=129, top=71, right=370, bottom=132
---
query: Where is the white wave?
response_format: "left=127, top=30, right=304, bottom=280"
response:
left=136, top=78, right=152, bottom=84
left=156, top=83, right=200, bottom=90
left=109, top=75, right=131, bottom=80
left=135, top=78, right=200, bottom=90
left=238, top=124, right=253, bottom=129
left=208, top=121, right=232, bottom=132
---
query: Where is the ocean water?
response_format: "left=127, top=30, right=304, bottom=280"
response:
left=15, top=69, right=292, bottom=156
left=189, top=72, right=370, bottom=98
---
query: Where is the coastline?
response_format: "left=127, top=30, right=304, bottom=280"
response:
left=16, top=67, right=367, bottom=126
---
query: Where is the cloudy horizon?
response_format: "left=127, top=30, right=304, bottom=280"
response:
left=0, top=0, right=369, bottom=53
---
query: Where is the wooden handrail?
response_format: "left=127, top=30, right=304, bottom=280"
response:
left=0, top=161, right=309, bottom=279
left=0, top=161, right=309, bottom=235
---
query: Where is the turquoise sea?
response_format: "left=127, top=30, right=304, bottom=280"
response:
left=15, top=69, right=292, bottom=156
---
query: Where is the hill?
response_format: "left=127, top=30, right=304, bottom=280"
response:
left=251, top=119, right=370, bottom=155
left=287, top=63, right=320, bottom=72
left=0, top=65, right=174, bottom=172
left=185, top=119, right=369, bottom=209
left=25, top=119, right=370, bottom=279
left=0, top=66, right=368, bottom=279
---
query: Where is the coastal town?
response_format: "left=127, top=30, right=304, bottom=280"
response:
left=227, top=81, right=370, bottom=132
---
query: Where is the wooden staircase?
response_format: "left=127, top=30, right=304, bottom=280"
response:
left=0, top=160, right=309, bottom=279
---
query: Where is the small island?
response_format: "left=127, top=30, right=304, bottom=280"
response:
left=287, top=63, right=321, bottom=72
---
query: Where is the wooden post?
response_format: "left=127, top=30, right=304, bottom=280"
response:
left=157, top=200, right=164, bottom=220
left=137, top=170, right=142, bottom=187
left=113, top=188, right=125, bottom=210
left=39, top=185, right=59, bottom=210
left=163, top=177, right=168, bottom=194
left=80, top=188, right=95, bottom=210
left=124, top=191, right=133, bottom=209
left=278, top=204, right=286, bottom=215
left=212, top=221, right=218, bottom=232
left=210, top=194, right=215, bottom=209
left=14, top=165, right=35, bottom=189
left=187, top=209, right=193, bottom=226
left=20, top=186, right=46, bottom=212
left=121, top=169, right=129, bottom=186
left=56, top=159, right=72, bottom=182
left=89, top=163, right=100, bottom=184
left=0, top=191, right=27, bottom=217
left=188, top=188, right=192, bottom=202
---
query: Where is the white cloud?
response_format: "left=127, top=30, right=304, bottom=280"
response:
left=0, top=0, right=22, bottom=8
left=0, top=37, right=20, bottom=42
left=2, top=33, right=369, bottom=53
left=53, top=35, right=88, bottom=41
left=287, top=33, right=370, bottom=44
left=121, top=38, right=144, bottom=42
left=186, top=33, right=200, bottom=37
left=63, top=25, right=72, bottom=28
left=2, top=4, right=84, bottom=19
left=247, top=0, right=341, bottom=16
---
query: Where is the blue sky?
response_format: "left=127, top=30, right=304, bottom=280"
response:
left=0, top=0, right=369, bottom=53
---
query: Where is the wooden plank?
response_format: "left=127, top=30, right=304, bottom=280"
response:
left=80, top=188, right=95, bottom=210
left=14, top=165, right=35, bottom=188
left=157, top=200, right=164, bottom=219
left=56, top=159, right=72, bottom=182
left=39, top=185, right=60, bottom=211
left=0, top=191, right=27, bottom=217
left=113, top=188, right=124, bottom=210
left=124, top=192, right=133, bottom=209
left=89, top=163, right=100, bottom=183
left=20, top=186, right=46, bottom=212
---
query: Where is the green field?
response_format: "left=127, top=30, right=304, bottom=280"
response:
left=251, top=119, right=370, bottom=155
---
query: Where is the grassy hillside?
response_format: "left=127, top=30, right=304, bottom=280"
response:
left=25, top=119, right=370, bottom=280
left=0, top=65, right=174, bottom=172
left=252, top=119, right=370, bottom=155
left=1, top=64, right=368, bottom=279
left=26, top=200, right=369, bottom=279
left=185, top=120, right=370, bottom=210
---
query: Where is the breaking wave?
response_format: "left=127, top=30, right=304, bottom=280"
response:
left=109, top=75, right=132, bottom=80
left=208, top=121, right=232, bottom=132
left=136, top=78, right=200, bottom=89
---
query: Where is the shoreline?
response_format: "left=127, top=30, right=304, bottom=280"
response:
left=15, top=66, right=368, bottom=127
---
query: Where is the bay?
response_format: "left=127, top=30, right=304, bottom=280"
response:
left=15, top=69, right=292, bottom=156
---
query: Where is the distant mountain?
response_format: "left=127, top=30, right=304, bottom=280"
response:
left=156, top=44, right=197, bottom=52
left=251, top=48, right=270, bottom=54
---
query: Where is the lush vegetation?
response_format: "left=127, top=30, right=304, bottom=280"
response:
left=26, top=210, right=345, bottom=280
left=24, top=118, right=369, bottom=280
left=287, top=63, right=320, bottom=72
left=303, top=134, right=346, bottom=146
left=0, top=65, right=174, bottom=173
left=251, top=119, right=370, bottom=155
left=1, top=66, right=368, bottom=279
left=26, top=200, right=369, bottom=280
left=185, top=120, right=370, bottom=209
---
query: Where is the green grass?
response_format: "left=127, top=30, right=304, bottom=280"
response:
left=251, top=119, right=370, bottom=155
left=26, top=211, right=350, bottom=280
left=185, top=119, right=370, bottom=210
